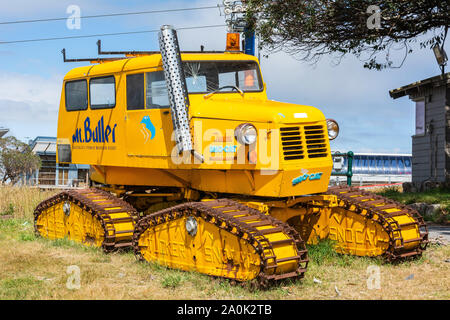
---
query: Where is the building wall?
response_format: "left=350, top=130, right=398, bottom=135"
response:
left=411, top=86, right=447, bottom=183
left=446, top=88, right=450, bottom=182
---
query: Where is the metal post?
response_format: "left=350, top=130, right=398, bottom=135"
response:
left=346, top=151, right=354, bottom=186
left=331, top=151, right=354, bottom=186
left=244, top=28, right=255, bottom=56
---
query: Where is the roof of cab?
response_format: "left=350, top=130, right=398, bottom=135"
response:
left=63, top=52, right=259, bottom=81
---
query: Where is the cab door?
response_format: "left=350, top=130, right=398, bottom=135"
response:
left=125, top=70, right=175, bottom=157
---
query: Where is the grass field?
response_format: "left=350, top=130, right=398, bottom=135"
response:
left=0, top=186, right=449, bottom=300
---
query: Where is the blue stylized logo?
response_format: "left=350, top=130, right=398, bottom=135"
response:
left=140, top=115, right=156, bottom=143
left=292, top=170, right=323, bottom=186
left=72, top=116, right=117, bottom=144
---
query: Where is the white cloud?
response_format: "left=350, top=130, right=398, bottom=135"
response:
left=0, top=72, right=61, bottom=140
left=0, top=72, right=61, bottom=104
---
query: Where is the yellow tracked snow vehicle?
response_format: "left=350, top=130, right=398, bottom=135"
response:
left=34, top=26, right=428, bottom=285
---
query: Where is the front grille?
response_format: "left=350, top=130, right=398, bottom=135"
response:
left=280, top=127, right=304, bottom=160
left=304, top=125, right=328, bottom=158
left=280, top=125, right=328, bottom=160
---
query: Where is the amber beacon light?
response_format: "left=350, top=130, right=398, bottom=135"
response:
left=226, top=33, right=240, bottom=51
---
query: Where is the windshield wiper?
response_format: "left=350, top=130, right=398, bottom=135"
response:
left=203, top=85, right=244, bottom=99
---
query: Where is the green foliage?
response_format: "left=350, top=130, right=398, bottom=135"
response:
left=378, top=187, right=450, bottom=205
left=1, top=203, right=14, bottom=216
left=377, top=188, right=450, bottom=223
left=0, top=277, right=44, bottom=299
left=161, top=273, right=184, bottom=288
left=307, top=239, right=379, bottom=267
left=307, top=239, right=341, bottom=266
left=0, top=136, right=41, bottom=185
left=19, top=232, right=35, bottom=242
left=246, top=0, right=449, bottom=70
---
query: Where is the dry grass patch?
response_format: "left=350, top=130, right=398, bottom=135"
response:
left=1, top=219, right=448, bottom=300
left=0, top=186, right=57, bottom=219
left=0, top=187, right=448, bottom=300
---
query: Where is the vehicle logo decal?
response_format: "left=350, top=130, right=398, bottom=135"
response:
left=140, top=115, right=156, bottom=143
left=292, top=169, right=323, bottom=186
left=72, top=116, right=117, bottom=144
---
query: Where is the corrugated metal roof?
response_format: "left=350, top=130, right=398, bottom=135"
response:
left=389, top=72, right=450, bottom=99
left=32, top=141, right=56, bottom=154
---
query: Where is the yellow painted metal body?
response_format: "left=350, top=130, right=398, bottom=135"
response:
left=267, top=190, right=423, bottom=257
left=57, top=52, right=332, bottom=198
left=50, top=50, right=425, bottom=265
left=138, top=215, right=262, bottom=280
left=34, top=189, right=137, bottom=250
left=36, top=200, right=104, bottom=247
left=137, top=204, right=301, bottom=281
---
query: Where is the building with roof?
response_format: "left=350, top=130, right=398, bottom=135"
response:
left=390, top=72, right=450, bottom=190
left=28, top=136, right=89, bottom=188
left=0, top=128, right=8, bottom=138
left=331, top=152, right=412, bottom=186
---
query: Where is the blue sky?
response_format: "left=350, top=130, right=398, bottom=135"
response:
left=0, top=0, right=448, bottom=153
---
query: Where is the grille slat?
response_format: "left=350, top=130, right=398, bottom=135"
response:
left=284, top=151, right=304, bottom=156
left=280, top=127, right=303, bottom=160
left=305, top=134, right=325, bottom=139
left=281, top=136, right=302, bottom=141
left=304, top=125, right=327, bottom=158
left=280, top=125, right=328, bottom=160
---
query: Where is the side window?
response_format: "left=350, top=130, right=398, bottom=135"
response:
left=127, top=73, right=145, bottom=110
left=146, top=71, right=170, bottom=109
left=90, top=76, right=116, bottom=109
left=65, top=80, right=88, bottom=111
left=238, top=69, right=259, bottom=90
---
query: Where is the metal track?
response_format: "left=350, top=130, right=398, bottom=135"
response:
left=34, top=188, right=139, bottom=252
left=326, top=186, right=429, bottom=261
left=133, top=199, right=308, bottom=286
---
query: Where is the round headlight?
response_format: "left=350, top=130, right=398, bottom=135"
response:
left=326, top=119, right=339, bottom=140
left=235, top=123, right=257, bottom=145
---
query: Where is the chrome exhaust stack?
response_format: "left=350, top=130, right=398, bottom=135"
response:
left=158, top=25, right=203, bottom=162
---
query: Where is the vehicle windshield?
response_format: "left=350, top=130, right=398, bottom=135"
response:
left=182, top=61, right=263, bottom=94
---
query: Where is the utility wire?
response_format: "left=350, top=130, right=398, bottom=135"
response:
left=0, top=24, right=227, bottom=45
left=0, top=5, right=222, bottom=25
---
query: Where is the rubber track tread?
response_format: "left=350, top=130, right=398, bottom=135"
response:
left=133, top=199, right=308, bottom=286
left=34, top=188, right=139, bottom=252
left=326, top=186, right=429, bottom=261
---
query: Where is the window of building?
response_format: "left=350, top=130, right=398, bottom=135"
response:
left=65, top=80, right=88, bottom=111
left=397, top=157, right=405, bottom=174
left=127, top=73, right=145, bottom=110
left=383, top=157, right=390, bottom=174
left=90, top=76, right=116, bottom=109
left=376, top=158, right=383, bottom=173
left=390, top=158, right=398, bottom=174
left=404, top=157, right=412, bottom=174
left=369, top=157, right=376, bottom=174
left=415, top=100, right=425, bottom=136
